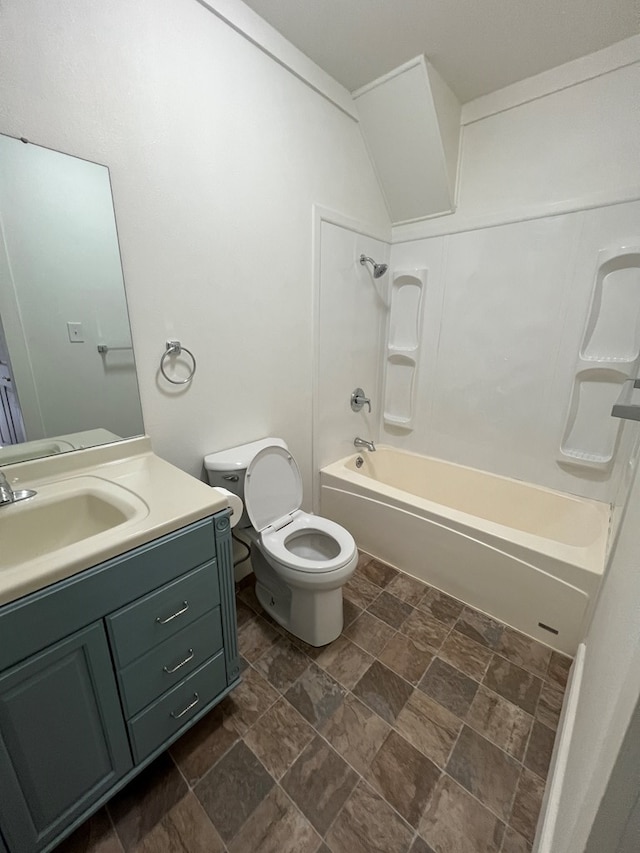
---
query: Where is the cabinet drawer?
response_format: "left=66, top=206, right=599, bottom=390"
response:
left=118, top=608, right=223, bottom=718
left=128, top=651, right=226, bottom=763
left=106, top=562, right=219, bottom=668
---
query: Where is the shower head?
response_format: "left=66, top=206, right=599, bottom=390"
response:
left=359, top=254, right=388, bottom=279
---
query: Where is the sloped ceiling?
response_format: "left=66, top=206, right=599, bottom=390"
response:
left=241, top=0, right=640, bottom=101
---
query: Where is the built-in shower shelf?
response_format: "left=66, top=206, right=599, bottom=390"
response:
left=384, top=353, right=417, bottom=427
left=559, top=245, right=640, bottom=471
left=561, top=448, right=613, bottom=464
left=383, top=414, right=412, bottom=427
left=560, top=368, right=627, bottom=470
left=388, top=274, right=425, bottom=350
left=387, top=345, right=419, bottom=355
left=580, top=354, right=636, bottom=364
left=383, top=270, right=426, bottom=430
left=580, top=247, right=640, bottom=363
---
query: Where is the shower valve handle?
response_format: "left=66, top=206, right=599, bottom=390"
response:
left=351, top=388, right=371, bottom=413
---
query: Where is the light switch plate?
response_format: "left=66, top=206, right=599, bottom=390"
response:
left=67, top=322, right=84, bottom=343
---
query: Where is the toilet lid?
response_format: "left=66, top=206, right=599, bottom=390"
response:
left=245, top=445, right=303, bottom=532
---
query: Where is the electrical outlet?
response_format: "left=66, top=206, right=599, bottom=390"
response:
left=67, top=322, right=84, bottom=343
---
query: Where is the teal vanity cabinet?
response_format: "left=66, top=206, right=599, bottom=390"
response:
left=0, top=511, right=239, bottom=853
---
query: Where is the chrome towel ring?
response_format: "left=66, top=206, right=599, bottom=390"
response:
left=160, top=340, right=197, bottom=385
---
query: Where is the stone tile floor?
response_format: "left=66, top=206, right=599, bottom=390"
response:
left=57, top=553, right=571, bottom=853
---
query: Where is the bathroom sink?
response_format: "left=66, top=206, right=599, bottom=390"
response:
left=0, top=437, right=228, bottom=608
left=0, top=476, right=149, bottom=570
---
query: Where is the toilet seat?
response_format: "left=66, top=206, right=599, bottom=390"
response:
left=261, top=511, right=356, bottom=573
left=245, top=445, right=356, bottom=574
left=244, top=444, right=303, bottom=532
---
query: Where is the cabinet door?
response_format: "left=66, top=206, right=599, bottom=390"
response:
left=0, top=622, right=132, bottom=853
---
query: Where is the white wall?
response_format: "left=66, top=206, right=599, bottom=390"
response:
left=0, top=0, right=389, bottom=498
left=545, top=426, right=640, bottom=852
left=0, top=136, right=143, bottom=441
left=457, top=62, right=640, bottom=224
left=394, top=39, right=640, bottom=241
left=314, top=214, right=389, bottom=506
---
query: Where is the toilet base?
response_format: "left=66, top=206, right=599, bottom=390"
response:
left=254, top=579, right=291, bottom=627
left=251, top=542, right=346, bottom=646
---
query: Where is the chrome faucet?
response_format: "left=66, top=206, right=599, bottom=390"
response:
left=351, top=388, right=372, bottom=413
left=354, top=437, right=376, bottom=452
left=0, top=471, right=15, bottom=504
left=0, top=471, right=36, bottom=506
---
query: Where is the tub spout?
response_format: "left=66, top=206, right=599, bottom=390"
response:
left=354, top=437, right=376, bottom=452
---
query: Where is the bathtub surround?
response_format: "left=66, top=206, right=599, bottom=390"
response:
left=314, top=211, right=389, bottom=492
left=55, top=557, right=567, bottom=851
left=388, top=200, right=640, bottom=505
left=315, top=208, right=640, bottom=523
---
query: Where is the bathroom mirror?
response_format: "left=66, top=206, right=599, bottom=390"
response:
left=0, top=133, right=144, bottom=465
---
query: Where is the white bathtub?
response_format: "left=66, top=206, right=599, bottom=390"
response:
left=320, top=448, right=610, bottom=654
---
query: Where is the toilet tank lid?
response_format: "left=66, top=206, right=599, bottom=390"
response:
left=204, top=437, right=287, bottom=471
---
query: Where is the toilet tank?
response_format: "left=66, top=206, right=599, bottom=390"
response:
left=204, top=437, right=287, bottom=529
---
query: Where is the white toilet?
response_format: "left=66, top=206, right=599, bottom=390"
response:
left=204, top=438, right=358, bottom=646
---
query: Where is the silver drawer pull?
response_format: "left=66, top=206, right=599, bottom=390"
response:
left=156, top=600, right=189, bottom=625
left=163, top=649, right=195, bottom=674
left=170, top=692, right=199, bottom=719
